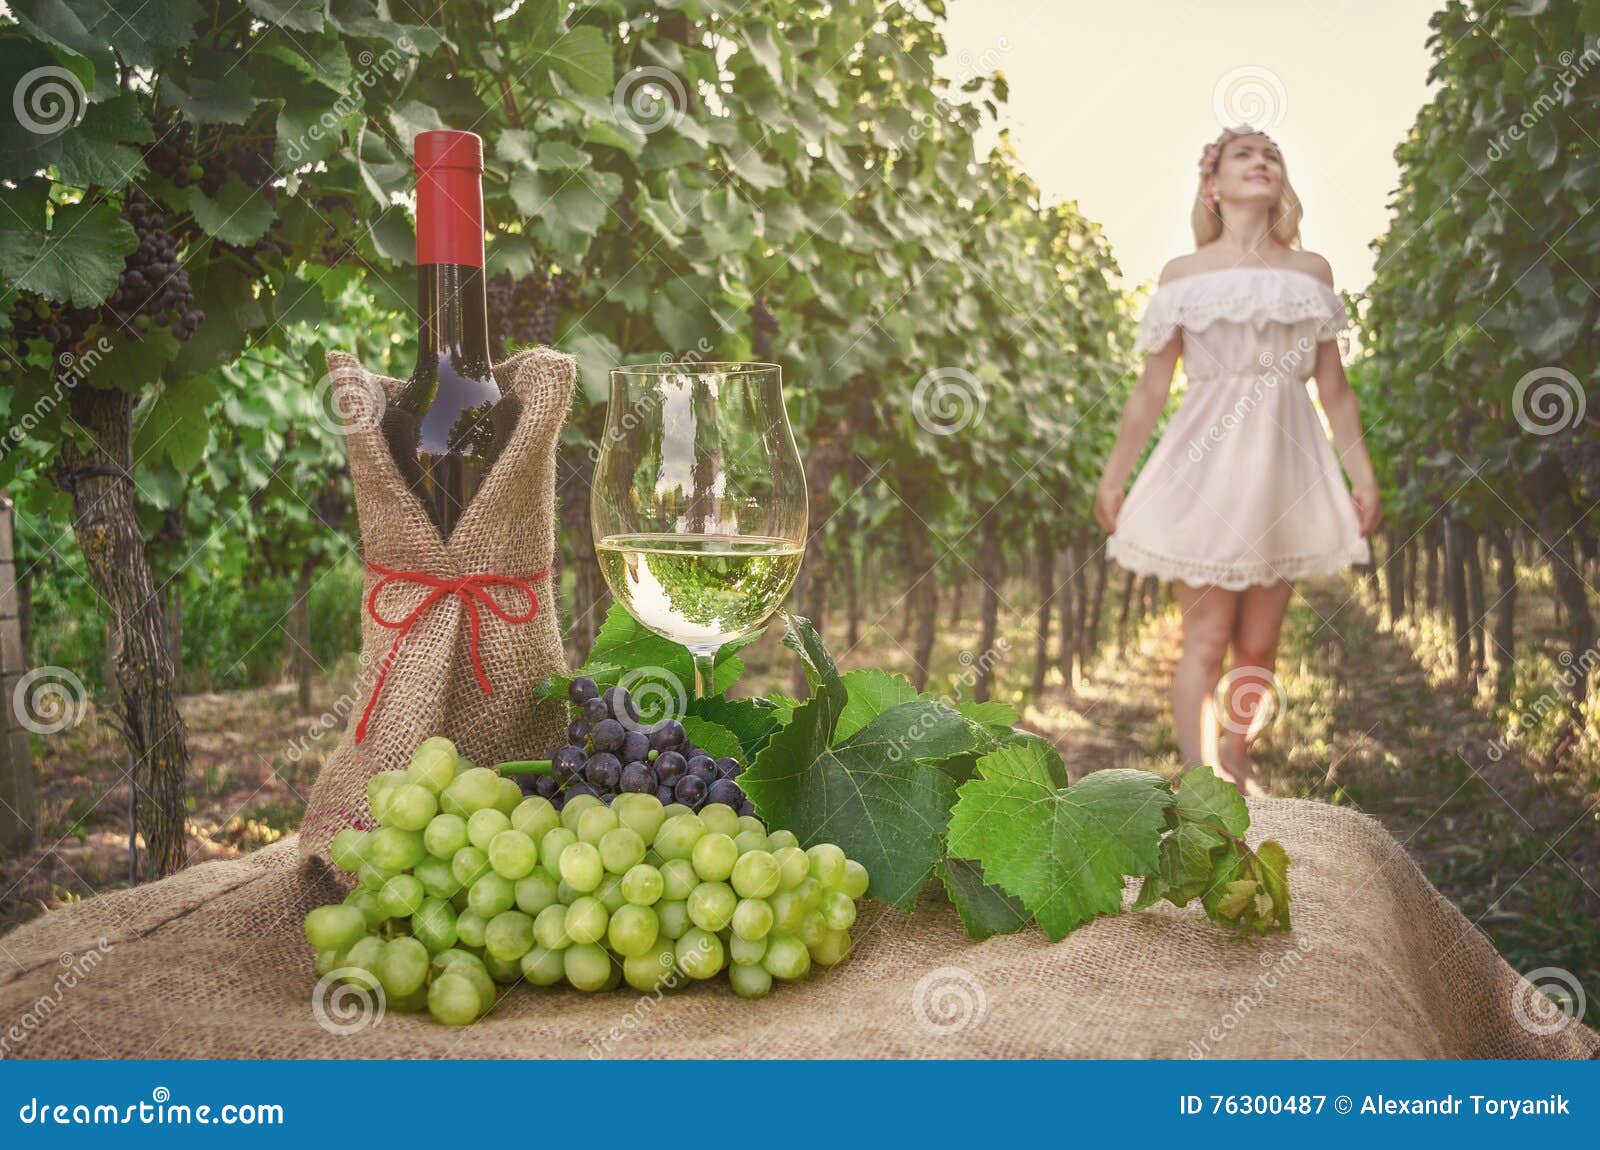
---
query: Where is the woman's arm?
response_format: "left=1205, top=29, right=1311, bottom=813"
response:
left=1312, top=342, right=1382, bottom=536
left=1094, top=335, right=1181, bottom=533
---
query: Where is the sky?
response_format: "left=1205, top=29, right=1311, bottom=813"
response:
left=940, top=0, right=1445, bottom=294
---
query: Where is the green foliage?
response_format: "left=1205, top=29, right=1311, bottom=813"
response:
left=1358, top=1, right=1600, bottom=525
left=722, top=610, right=1291, bottom=939
left=0, top=0, right=1136, bottom=757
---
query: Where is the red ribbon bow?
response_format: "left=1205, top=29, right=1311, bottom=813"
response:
left=355, top=561, right=550, bottom=744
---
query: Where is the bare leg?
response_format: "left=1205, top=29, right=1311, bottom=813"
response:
left=1170, top=580, right=1239, bottom=773
left=1218, top=579, right=1294, bottom=796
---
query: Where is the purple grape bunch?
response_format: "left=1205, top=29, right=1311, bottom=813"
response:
left=519, top=676, right=757, bottom=820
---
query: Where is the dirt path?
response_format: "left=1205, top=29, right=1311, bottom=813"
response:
left=1024, top=575, right=1600, bottom=1021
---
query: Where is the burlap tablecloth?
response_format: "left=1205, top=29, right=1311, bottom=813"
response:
left=1, top=797, right=1592, bottom=1058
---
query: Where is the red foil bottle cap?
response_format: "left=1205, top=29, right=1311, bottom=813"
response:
left=414, top=129, right=483, bottom=173
left=415, top=130, right=484, bottom=267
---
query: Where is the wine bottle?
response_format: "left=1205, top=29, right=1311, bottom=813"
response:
left=383, top=129, right=517, bottom=538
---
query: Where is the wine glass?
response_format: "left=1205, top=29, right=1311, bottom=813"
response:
left=591, top=362, right=808, bottom=699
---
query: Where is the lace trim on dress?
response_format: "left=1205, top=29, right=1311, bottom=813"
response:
left=1105, top=533, right=1371, bottom=591
left=1133, top=269, right=1352, bottom=356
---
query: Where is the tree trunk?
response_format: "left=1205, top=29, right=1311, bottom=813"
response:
left=1383, top=526, right=1407, bottom=626
left=104, top=620, right=119, bottom=703
left=974, top=517, right=1002, bottom=703
left=289, top=560, right=316, bottom=713
left=1463, top=527, right=1486, bottom=680
left=169, top=586, right=184, bottom=689
left=1485, top=521, right=1517, bottom=702
left=844, top=547, right=861, bottom=650
left=1140, top=574, right=1160, bottom=620
left=1532, top=481, right=1596, bottom=755
left=1083, top=544, right=1108, bottom=667
left=912, top=580, right=938, bottom=690
left=1031, top=524, right=1053, bottom=698
left=948, top=569, right=963, bottom=629
left=903, top=509, right=939, bottom=692
left=1056, top=543, right=1078, bottom=694
left=1404, top=534, right=1418, bottom=618
left=1421, top=526, right=1439, bottom=616
left=1115, top=570, right=1138, bottom=649
left=1443, top=515, right=1472, bottom=689
left=60, top=386, right=189, bottom=878
left=0, top=493, right=39, bottom=855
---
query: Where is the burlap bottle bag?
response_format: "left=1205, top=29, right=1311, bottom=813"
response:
left=297, top=346, right=575, bottom=866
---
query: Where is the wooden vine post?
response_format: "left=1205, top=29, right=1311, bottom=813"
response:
left=0, top=493, right=38, bottom=855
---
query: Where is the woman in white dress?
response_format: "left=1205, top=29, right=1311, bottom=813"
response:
left=1094, top=125, right=1381, bottom=796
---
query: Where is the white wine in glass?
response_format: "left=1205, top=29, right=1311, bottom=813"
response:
left=591, top=364, right=807, bottom=698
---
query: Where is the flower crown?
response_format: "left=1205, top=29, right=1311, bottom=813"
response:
left=1197, top=124, right=1279, bottom=176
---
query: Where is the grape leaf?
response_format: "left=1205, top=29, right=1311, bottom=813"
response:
left=935, top=727, right=1064, bottom=787
left=685, top=695, right=781, bottom=760
left=80, top=0, right=204, bottom=68
left=955, top=697, right=1021, bottom=736
left=762, top=691, right=802, bottom=726
left=938, top=856, right=1030, bottom=940
left=742, top=691, right=975, bottom=910
left=679, top=715, right=741, bottom=762
left=246, top=0, right=324, bottom=33
left=0, top=200, right=136, bottom=307
left=536, top=600, right=760, bottom=705
left=134, top=373, right=219, bottom=474
left=538, top=25, right=612, bottom=98
left=834, top=668, right=919, bottom=742
left=946, top=745, right=1173, bottom=941
left=1131, top=768, right=1246, bottom=910
left=45, top=94, right=150, bottom=190
left=1134, top=821, right=1225, bottom=910
left=166, top=54, right=257, bottom=124
left=1169, top=764, right=1250, bottom=837
left=188, top=180, right=276, bottom=246
left=1255, top=840, right=1292, bottom=930
left=779, top=611, right=843, bottom=705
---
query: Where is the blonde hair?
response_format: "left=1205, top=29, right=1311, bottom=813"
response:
left=1189, top=125, right=1302, bottom=249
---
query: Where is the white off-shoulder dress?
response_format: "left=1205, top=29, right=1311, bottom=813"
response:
left=1105, top=266, right=1371, bottom=590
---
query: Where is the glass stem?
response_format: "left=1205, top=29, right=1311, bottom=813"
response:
left=690, top=647, right=719, bottom=700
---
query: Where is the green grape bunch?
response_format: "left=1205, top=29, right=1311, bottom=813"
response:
left=304, top=736, right=871, bottom=1027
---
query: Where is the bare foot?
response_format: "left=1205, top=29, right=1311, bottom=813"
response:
left=1216, top=734, right=1270, bottom=797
